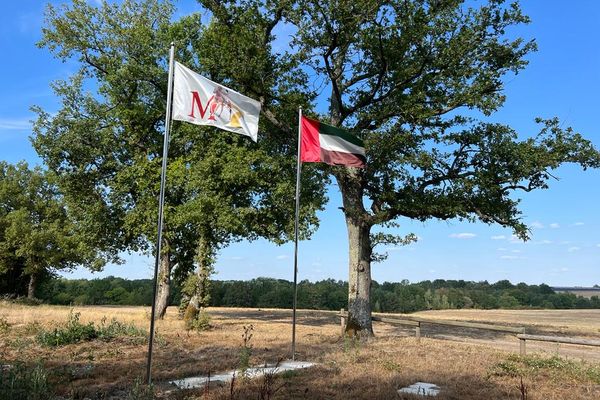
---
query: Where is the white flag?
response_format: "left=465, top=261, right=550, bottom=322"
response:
left=172, top=62, right=261, bottom=142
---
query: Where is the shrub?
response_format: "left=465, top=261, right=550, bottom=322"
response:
left=36, top=311, right=146, bottom=347
left=0, top=362, right=52, bottom=400
left=0, top=317, right=10, bottom=334
left=186, top=310, right=212, bottom=332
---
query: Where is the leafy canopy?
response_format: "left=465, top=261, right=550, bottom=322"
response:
left=32, top=0, right=328, bottom=280
left=0, top=162, right=106, bottom=295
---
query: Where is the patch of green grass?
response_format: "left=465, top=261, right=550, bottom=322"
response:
left=126, top=378, right=156, bottom=400
left=489, top=354, right=600, bottom=384
left=0, top=362, right=53, bottom=400
left=186, top=310, right=212, bottom=332
left=379, top=359, right=402, bottom=372
left=0, top=317, right=10, bottom=335
left=36, top=310, right=146, bottom=347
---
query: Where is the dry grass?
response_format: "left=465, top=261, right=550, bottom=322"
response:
left=412, top=309, right=600, bottom=336
left=1, top=302, right=599, bottom=399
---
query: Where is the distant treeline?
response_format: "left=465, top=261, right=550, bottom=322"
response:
left=35, top=277, right=600, bottom=312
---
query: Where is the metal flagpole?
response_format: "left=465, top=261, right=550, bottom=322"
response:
left=292, top=107, right=302, bottom=361
left=146, top=42, right=176, bottom=385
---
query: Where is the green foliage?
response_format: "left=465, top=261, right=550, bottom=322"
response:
left=238, top=324, right=254, bottom=374
left=0, top=162, right=108, bottom=298
left=37, top=276, right=600, bottom=312
left=36, top=311, right=96, bottom=347
left=127, top=378, right=156, bottom=400
left=39, top=276, right=155, bottom=306
left=490, top=354, right=600, bottom=385
left=0, top=317, right=10, bottom=335
left=191, top=0, right=600, bottom=334
left=36, top=311, right=145, bottom=347
left=0, top=362, right=52, bottom=400
left=184, top=309, right=211, bottom=332
left=33, top=0, right=327, bottom=310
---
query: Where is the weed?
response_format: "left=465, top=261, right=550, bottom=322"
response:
left=0, top=317, right=10, bottom=334
left=0, top=362, right=52, bottom=400
left=517, top=376, right=528, bottom=400
left=490, top=354, right=600, bottom=385
left=97, top=316, right=146, bottom=340
left=36, top=310, right=96, bottom=346
left=36, top=310, right=146, bottom=347
left=127, top=377, right=155, bottom=400
left=343, top=335, right=360, bottom=362
left=257, top=361, right=285, bottom=400
left=23, top=321, right=43, bottom=335
left=187, top=309, right=212, bottom=332
left=380, top=359, right=402, bottom=372
left=238, top=325, right=254, bottom=375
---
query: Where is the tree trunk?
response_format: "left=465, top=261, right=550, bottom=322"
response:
left=154, top=249, right=171, bottom=319
left=184, top=235, right=213, bottom=326
left=27, top=273, right=38, bottom=300
left=337, top=169, right=374, bottom=338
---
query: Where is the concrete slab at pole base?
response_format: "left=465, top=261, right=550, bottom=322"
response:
left=169, top=361, right=316, bottom=389
left=398, top=382, right=441, bottom=397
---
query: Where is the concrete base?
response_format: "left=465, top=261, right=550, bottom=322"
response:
left=398, top=382, right=441, bottom=397
left=169, top=360, right=316, bottom=389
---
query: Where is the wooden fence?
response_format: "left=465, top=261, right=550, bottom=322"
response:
left=338, top=309, right=600, bottom=355
left=517, top=334, right=600, bottom=355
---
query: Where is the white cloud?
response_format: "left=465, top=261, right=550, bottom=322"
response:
left=230, top=256, right=244, bottom=261
left=449, top=233, right=476, bottom=239
left=567, top=247, right=580, bottom=253
left=491, top=235, right=506, bottom=240
left=536, top=240, right=553, bottom=245
left=497, top=247, right=507, bottom=251
left=530, top=221, right=544, bottom=229
left=509, top=234, right=523, bottom=243
left=276, top=255, right=289, bottom=260
left=549, top=223, right=560, bottom=229
left=311, top=262, right=322, bottom=267
left=500, top=255, right=519, bottom=260
left=0, top=118, right=31, bottom=131
left=572, top=222, right=585, bottom=226
left=560, top=241, right=571, bottom=245
left=511, top=250, right=522, bottom=254
left=597, top=244, right=600, bottom=248
left=560, top=267, right=570, bottom=272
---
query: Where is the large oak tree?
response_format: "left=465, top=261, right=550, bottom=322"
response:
left=195, top=0, right=600, bottom=337
left=32, top=0, right=327, bottom=318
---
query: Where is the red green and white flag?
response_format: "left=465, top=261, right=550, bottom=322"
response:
left=300, top=116, right=366, bottom=167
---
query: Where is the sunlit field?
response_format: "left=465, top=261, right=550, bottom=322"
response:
left=1, top=302, right=599, bottom=399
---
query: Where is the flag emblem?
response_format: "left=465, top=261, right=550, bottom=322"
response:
left=172, top=62, right=261, bottom=141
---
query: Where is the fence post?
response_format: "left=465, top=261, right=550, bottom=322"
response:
left=340, top=308, right=346, bottom=337
left=520, top=338, right=526, bottom=355
left=415, top=322, right=421, bottom=343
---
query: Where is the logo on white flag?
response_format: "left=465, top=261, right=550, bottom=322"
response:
left=172, top=62, right=261, bottom=141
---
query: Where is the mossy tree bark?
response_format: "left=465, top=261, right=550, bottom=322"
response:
left=27, top=273, right=38, bottom=300
left=154, top=242, right=171, bottom=319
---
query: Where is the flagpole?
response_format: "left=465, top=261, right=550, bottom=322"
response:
left=146, top=42, right=176, bottom=385
left=292, top=107, right=302, bottom=361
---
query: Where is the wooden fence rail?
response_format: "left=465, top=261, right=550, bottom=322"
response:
left=338, top=309, right=600, bottom=356
left=517, top=334, right=600, bottom=355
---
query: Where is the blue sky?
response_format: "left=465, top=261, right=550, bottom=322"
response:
left=1, top=1, right=599, bottom=286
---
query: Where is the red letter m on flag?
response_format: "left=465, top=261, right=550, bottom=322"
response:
left=188, top=91, right=213, bottom=119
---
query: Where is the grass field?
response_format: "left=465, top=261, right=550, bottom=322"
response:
left=1, top=302, right=600, bottom=399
